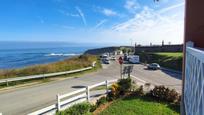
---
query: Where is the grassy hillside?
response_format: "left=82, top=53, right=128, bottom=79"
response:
left=100, top=95, right=180, bottom=115
left=154, top=52, right=183, bottom=57
left=137, top=52, right=183, bottom=71
left=0, top=55, right=98, bottom=79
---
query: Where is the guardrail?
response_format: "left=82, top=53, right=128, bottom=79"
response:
left=29, top=79, right=118, bottom=115
left=0, top=61, right=96, bottom=85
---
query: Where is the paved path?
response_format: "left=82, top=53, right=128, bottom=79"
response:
left=131, top=64, right=182, bottom=92
left=0, top=62, right=120, bottom=115
left=0, top=61, right=182, bottom=115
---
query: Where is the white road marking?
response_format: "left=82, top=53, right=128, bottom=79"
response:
left=130, top=75, right=147, bottom=83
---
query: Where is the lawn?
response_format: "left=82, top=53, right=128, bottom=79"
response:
left=100, top=96, right=180, bottom=115
left=137, top=52, right=183, bottom=71
left=154, top=52, right=183, bottom=57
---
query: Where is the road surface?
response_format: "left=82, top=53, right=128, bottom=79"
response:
left=0, top=61, right=181, bottom=115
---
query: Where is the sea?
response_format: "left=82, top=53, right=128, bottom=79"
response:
left=0, top=42, right=97, bottom=69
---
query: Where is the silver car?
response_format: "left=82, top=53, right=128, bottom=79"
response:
left=147, top=63, right=160, bottom=70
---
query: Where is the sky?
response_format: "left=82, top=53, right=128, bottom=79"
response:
left=0, top=0, right=185, bottom=46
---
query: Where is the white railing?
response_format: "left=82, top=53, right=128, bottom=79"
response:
left=184, top=42, right=204, bottom=115
left=0, top=61, right=96, bottom=85
left=29, top=79, right=118, bottom=115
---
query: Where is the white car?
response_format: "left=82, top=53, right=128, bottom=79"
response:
left=129, top=55, right=140, bottom=64
left=147, top=63, right=160, bottom=70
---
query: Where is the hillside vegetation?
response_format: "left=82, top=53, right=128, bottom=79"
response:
left=0, top=55, right=97, bottom=79
left=100, top=95, right=179, bottom=115
left=137, top=52, right=183, bottom=71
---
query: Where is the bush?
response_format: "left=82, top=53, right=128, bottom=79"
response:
left=134, top=85, right=144, bottom=96
left=107, top=83, right=120, bottom=101
left=149, top=85, right=180, bottom=103
left=90, top=104, right=97, bottom=112
left=56, top=102, right=91, bottom=115
left=166, top=89, right=180, bottom=102
left=118, top=78, right=132, bottom=95
left=96, top=96, right=107, bottom=107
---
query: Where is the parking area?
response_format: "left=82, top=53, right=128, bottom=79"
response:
left=130, top=64, right=182, bottom=93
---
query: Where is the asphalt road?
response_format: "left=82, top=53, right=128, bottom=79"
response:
left=130, top=64, right=182, bottom=92
left=0, top=61, right=182, bottom=115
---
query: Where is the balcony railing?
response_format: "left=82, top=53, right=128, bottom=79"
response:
left=184, top=42, right=204, bottom=115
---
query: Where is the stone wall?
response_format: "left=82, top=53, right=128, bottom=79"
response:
left=134, top=44, right=183, bottom=53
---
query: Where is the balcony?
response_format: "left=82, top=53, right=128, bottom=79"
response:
left=184, top=42, right=204, bottom=115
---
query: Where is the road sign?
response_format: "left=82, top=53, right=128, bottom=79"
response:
left=118, top=56, right=123, bottom=65
left=122, top=65, right=133, bottom=77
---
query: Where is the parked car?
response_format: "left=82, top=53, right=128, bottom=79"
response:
left=128, top=55, right=140, bottom=64
left=110, top=56, right=116, bottom=60
left=102, top=58, right=110, bottom=64
left=124, top=53, right=128, bottom=61
left=147, top=63, right=160, bottom=70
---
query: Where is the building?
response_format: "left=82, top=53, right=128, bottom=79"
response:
left=182, top=0, right=204, bottom=115
left=134, top=44, right=183, bottom=53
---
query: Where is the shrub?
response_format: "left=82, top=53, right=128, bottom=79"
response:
left=90, top=104, right=97, bottom=112
left=134, top=85, right=145, bottom=96
left=56, top=102, right=91, bottom=115
left=107, top=83, right=120, bottom=101
left=96, top=96, right=107, bottom=107
left=118, top=78, right=132, bottom=95
left=149, top=85, right=180, bottom=103
left=166, top=89, right=180, bottom=102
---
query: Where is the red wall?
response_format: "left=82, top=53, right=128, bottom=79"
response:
left=184, top=0, right=204, bottom=47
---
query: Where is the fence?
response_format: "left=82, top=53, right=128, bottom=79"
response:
left=28, top=79, right=118, bottom=115
left=184, top=42, right=204, bottom=115
left=0, top=62, right=96, bottom=85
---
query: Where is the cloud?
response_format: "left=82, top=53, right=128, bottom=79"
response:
left=75, top=7, right=87, bottom=26
left=58, top=10, right=80, bottom=17
left=158, top=2, right=185, bottom=14
left=102, top=8, right=118, bottom=16
left=124, top=0, right=140, bottom=13
left=108, top=3, right=184, bottom=45
left=93, top=19, right=107, bottom=29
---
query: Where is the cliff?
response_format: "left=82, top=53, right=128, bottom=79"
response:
left=84, top=47, right=119, bottom=55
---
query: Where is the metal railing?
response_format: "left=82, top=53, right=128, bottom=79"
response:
left=29, top=79, right=118, bottom=115
left=184, top=42, right=204, bottom=115
left=0, top=62, right=96, bottom=85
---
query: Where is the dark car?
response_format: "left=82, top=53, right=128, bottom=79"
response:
left=147, top=63, right=160, bottom=70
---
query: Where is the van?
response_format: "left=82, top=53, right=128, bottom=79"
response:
left=129, top=55, right=140, bottom=64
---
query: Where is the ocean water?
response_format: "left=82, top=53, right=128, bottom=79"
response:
left=0, top=47, right=92, bottom=69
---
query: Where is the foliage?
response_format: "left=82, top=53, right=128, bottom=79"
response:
left=0, top=55, right=97, bottom=79
left=56, top=102, right=91, bottom=115
left=118, top=78, right=132, bottom=95
left=136, top=52, right=183, bottom=71
left=107, top=83, right=120, bottom=101
left=90, top=104, right=97, bottom=112
left=149, top=85, right=180, bottom=103
left=96, top=96, right=108, bottom=107
left=100, top=95, right=180, bottom=115
left=133, top=85, right=145, bottom=96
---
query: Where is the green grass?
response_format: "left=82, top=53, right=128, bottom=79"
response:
left=100, top=95, right=180, bottom=115
left=0, top=55, right=102, bottom=88
left=137, top=52, right=183, bottom=71
left=0, top=55, right=98, bottom=79
left=154, top=52, right=183, bottom=57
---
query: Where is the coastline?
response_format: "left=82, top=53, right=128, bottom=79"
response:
left=0, top=55, right=98, bottom=79
left=0, top=46, right=93, bottom=69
